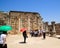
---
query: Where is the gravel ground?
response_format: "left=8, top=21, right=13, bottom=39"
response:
left=6, top=34, right=60, bottom=48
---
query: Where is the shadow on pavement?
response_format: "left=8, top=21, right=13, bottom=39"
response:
left=19, top=42, right=26, bottom=44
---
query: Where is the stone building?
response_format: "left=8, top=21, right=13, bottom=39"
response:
left=0, top=12, right=9, bottom=25
left=44, top=21, right=60, bottom=36
left=0, top=11, right=60, bottom=35
left=9, top=11, right=43, bottom=34
left=55, top=23, right=60, bottom=35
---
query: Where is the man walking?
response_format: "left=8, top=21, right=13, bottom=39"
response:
left=23, top=30, right=27, bottom=43
left=42, top=29, right=46, bottom=39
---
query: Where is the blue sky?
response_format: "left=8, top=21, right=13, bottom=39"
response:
left=0, top=0, right=60, bottom=24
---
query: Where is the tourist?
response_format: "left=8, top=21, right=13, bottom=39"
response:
left=42, top=29, right=46, bottom=39
left=0, top=31, right=7, bottom=48
left=30, top=30, right=34, bottom=37
left=38, top=29, right=42, bottom=37
left=22, top=30, right=27, bottom=43
left=34, top=30, right=39, bottom=37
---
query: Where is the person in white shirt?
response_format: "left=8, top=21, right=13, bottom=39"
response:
left=0, top=31, right=7, bottom=48
left=38, top=29, right=42, bottom=36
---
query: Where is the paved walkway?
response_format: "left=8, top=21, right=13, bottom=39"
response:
left=7, top=34, right=60, bottom=48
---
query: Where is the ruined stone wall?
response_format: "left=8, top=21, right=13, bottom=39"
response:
left=47, top=22, right=60, bottom=35
left=9, top=11, right=43, bottom=34
left=55, top=23, right=60, bottom=35
left=0, top=11, right=43, bottom=34
left=0, top=12, right=9, bottom=25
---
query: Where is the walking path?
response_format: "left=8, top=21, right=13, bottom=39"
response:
left=7, top=34, right=60, bottom=48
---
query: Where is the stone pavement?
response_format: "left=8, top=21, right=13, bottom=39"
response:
left=6, top=34, right=60, bottom=48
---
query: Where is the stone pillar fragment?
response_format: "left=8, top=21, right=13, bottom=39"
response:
left=44, top=22, right=49, bottom=35
left=51, top=21, right=56, bottom=37
left=45, top=22, right=48, bottom=32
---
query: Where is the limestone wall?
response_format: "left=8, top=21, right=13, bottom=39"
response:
left=55, top=23, right=60, bottom=35
left=0, top=12, right=9, bottom=25
left=9, top=11, right=43, bottom=34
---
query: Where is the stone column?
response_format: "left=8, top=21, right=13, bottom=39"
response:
left=7, top=14, right=10, bottom=24
left=45, top=22, right=49, bottom=32
left=37, top=17, right=40, bottom=30
left=18, top=18, right=20, bottom=32
left=51, top=21, right=56, bottom=37
left=40, top=18, right=43, bottom=30
left=44, top=22, right=49, bottom=36
left=20, top=15, right=22, bottom=28
left=28, top=16, right=30, bottom=32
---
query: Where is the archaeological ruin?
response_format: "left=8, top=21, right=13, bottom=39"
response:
left=0, top=11, right=60, bottom=35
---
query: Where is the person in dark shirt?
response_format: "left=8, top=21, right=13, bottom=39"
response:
left=42, top=30, right=46, bottom=39
left=23, top=30, right=27, bottom=43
